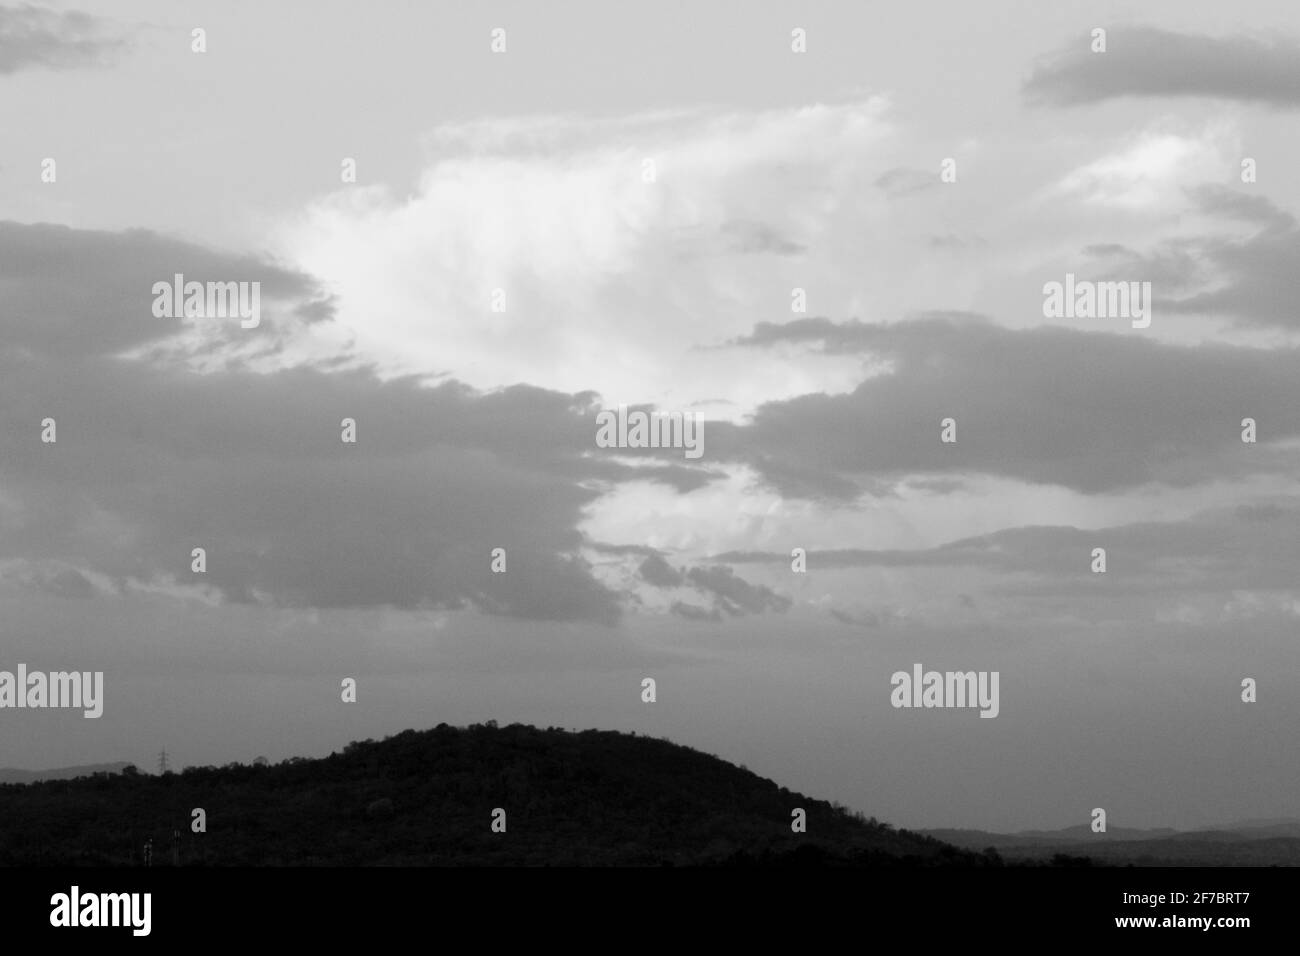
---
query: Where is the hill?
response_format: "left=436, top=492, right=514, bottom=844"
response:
left=0, top=724, right=997, bottom=867
left=921, top=823, right=1300, bottom=866
left=0, top=763, right=131, bottom=785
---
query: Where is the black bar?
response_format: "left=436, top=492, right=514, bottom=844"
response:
left=3, top=866, right=1292, bottom=943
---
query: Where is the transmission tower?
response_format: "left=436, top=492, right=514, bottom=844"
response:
left=158, top=749, right=170, bottom=775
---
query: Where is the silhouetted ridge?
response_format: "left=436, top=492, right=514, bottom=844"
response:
left=0, top=723, right=996, bottom=866
left=0, top=762, right=131, bottom=785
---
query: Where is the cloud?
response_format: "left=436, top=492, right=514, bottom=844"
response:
left=829, top=607, right=882, bottom=628
left=719, top=219, right=805, bottom=256
left=0, top=3, right=130, bottom=74
left=717, top=313, right=1300, bottom=497
left=635, top=553, right=792, bottom=619
left=670, top=601, right=721, bottom=623
left=875, top=167, right=939, bottom=199
left=718, top=501, right=1300, bottom=596
left=0, top=221, right=683, bottom=624
left=1024, top=27, right=1300, bottom=108
left=1101, top=187, right=1300, bottom=330
left=0, top=221, right=333, bottom=361
left=1045, top=129, right=1234, bottom=210
left=0, top=559, right=98, bottom=599
left=684, top=565, right=792, bottom=616
left=638, top=553, right=683, bottom=587
left=1162, top=190, right=1300, bottom=330
left=712, top=501, right=1300, bottom=633
left=278, top=100, right=893, bottom=412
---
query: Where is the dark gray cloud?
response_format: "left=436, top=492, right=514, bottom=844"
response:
left=1086, top=188, right=1300, bottom=330
left=720, top=219, right=805, bottom=256
left=875, top=167, right=939, bottom=199
left=638, top=553, right=683, bottom=587
left=586, top=541, right=663, bottom=558
left=592, top=460, right=720, bottom=494
left=1189, top=185, right=1295, bottom=227
left=1160, top=189, right=1300, bottom=330
left=718, top=502, right=1300, bottom=597
left=1024, top=27, right=1300, bottom=108
left=0, top=221, right=335, bottom=358
left=0, top=4, right=130, bottom=74
left=684, top=564, right=792, bottom=616
left=638, top=553, right=792, bottom=619
left=829, top=607, right=881, bottom=628
left=715, top=312, right=1300, bottom=498
left=670, top=600, right=722, bottom=623
left=1, top=365, right=627, bottom=623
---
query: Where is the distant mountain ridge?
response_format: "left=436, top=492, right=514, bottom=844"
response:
left=0, top=763, right=131, bottom=785
left=920, top=821, right=1300, bottom=866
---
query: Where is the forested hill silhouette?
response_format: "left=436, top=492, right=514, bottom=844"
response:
left=0, top=723, right=998, bottom=867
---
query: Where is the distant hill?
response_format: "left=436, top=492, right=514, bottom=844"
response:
left=1203, top=820, right=1300, bottom=840
left=0, top=724, right=997, bottom=867
left=0, top=763, right=131, bottom=785
left=921, top=821, right=1300, bottom=866
left=924, top=825, right=1177, bottom=848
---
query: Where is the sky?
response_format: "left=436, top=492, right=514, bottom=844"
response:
left=1, top=0, right=1299, bottom=831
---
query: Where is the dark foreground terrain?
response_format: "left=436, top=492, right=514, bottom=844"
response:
left=0, top=723, right=1002, bottom=866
